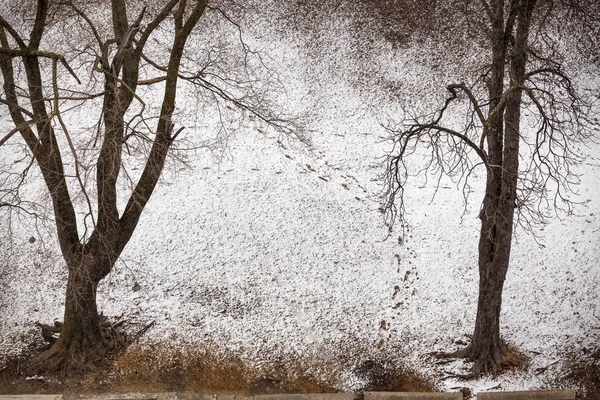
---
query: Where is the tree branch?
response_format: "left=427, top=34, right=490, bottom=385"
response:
left=29, top=0, right=48, bottom=51
left=0, top=16, right=27, bottom=50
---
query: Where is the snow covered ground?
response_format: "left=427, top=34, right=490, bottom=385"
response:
left=1, top=5, right=599, bottom=394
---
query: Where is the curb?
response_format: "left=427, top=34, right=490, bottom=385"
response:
left=0, top=391, right=577, bottom=400
left=255, top=395, right=355, bottom=400
left=62, top=394, right=178, bottom=400
left=365, top=393, right=462, bottom=400
left=477, top=390, right=576, bottom=400
left=0, top=397, right=63, bottom=400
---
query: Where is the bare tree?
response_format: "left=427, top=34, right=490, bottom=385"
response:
left=0, top=0, right=301, bottom=373
left=382, top=0, right=598, bottom=375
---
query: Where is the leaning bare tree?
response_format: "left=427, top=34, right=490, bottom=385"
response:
left=0, top=0, right=300, bottom=373
left=382, top=0, right=598, bottom=375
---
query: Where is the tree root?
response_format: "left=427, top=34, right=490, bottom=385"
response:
left=433, top=342, right=510, bottom=378
left=24, top=316, right=146, bottom=376
left=36, top=317, right=130, bottom=354
left=37, top=322, right=62, bottom=347
left=22, top=340, right=107, bottom=376
left=129, top=320, right=155, bottom=344
left=433, top=346, right=472, bottom=359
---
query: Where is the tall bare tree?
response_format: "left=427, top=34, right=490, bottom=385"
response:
left=0, top=0, right=300, bottom=373
left=382, top=0, right=598, bottom=375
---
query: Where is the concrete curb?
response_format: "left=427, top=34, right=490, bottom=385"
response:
left=365, top=393, right=462, bottom=400
left=0, top=397, right=63, bottom=400
left=0, top=391, right=578, bottom=400
left=255, top=395, right=355, bottom=400
left=175, top=395, right=251, bottom=400
left=62, top=394, right=177, bottom=400
left=477, top=390, right=576, bottom=400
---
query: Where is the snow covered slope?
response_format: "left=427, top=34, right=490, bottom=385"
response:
left=1, top=4, right=599, bottom=393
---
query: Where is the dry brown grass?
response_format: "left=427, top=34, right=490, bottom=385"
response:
left=107, top=339, right=437, bottom=394
left=0, top=339, right=436, bottom=394
left=111, top=343, right=252, bottom=392
left=502, top=341, right=531, bottom=372
left=562, top=350, right=600, bottom=400
left=352, top=358, right=435, bottom=392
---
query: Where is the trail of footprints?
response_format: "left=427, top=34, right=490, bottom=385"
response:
left=246, top=141, right=428, bottom=355
left=373, top=235, right=421, bottom=351
left=276, top=145, right=370, bottom=201
left=391, top=244, right=419, bottom=310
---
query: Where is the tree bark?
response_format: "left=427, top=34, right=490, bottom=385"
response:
left=25, top=256, right=107, bottom=374
left=11, top=0, right=207, bottom=374
left=464, top=210, right=513, bottom=375
left=455, top=0, right=537, bottom=375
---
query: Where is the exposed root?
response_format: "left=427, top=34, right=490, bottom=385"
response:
left=37, top=322, right=61, bottom=346
left=471, top=353, right=504, bottom=377
left=433, top=341, right=524, bottom=378
left=441, top=370, right=478, bottom=380
left=23, top=316, right=144, bottom=376
left=433, top=346, right=472, bottom=359
left=129, top=320, right=155, bottom=345
left=22, top=341, right=107, bottom=376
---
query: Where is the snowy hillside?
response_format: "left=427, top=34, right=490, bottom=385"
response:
left=1, top=2, right=599, bottom=394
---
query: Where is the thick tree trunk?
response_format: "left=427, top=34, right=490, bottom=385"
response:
left=25, top=258, right=108, bottom=374
left=455, top=0, right=536, bottom=376
left=454, top=0, right=511, bottom=373
left=452, top=167, right=514, bottom=375
left=470, top=258, right=506, bottom=373
left=461, top=201, right=514, bottom=374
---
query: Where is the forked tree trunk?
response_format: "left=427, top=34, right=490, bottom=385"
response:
left=456, top=0, right=536, bottom=375
left=453, top=0, right=511, bottom=372
left=1, top=0, right=207, bottom=375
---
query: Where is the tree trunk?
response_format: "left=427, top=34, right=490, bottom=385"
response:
left=453, top=0, right=511, bottom=373
left=25, top=257, right=108, bottom=374
left=470, top=260, right=506, bottom=373
left=2, top=0, right=206, bottom=376
left=455, top=0, right=536, bottom=376
left=452, top=166, right=514, bottom=375
left=463, top=202, right=514, bottom=374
